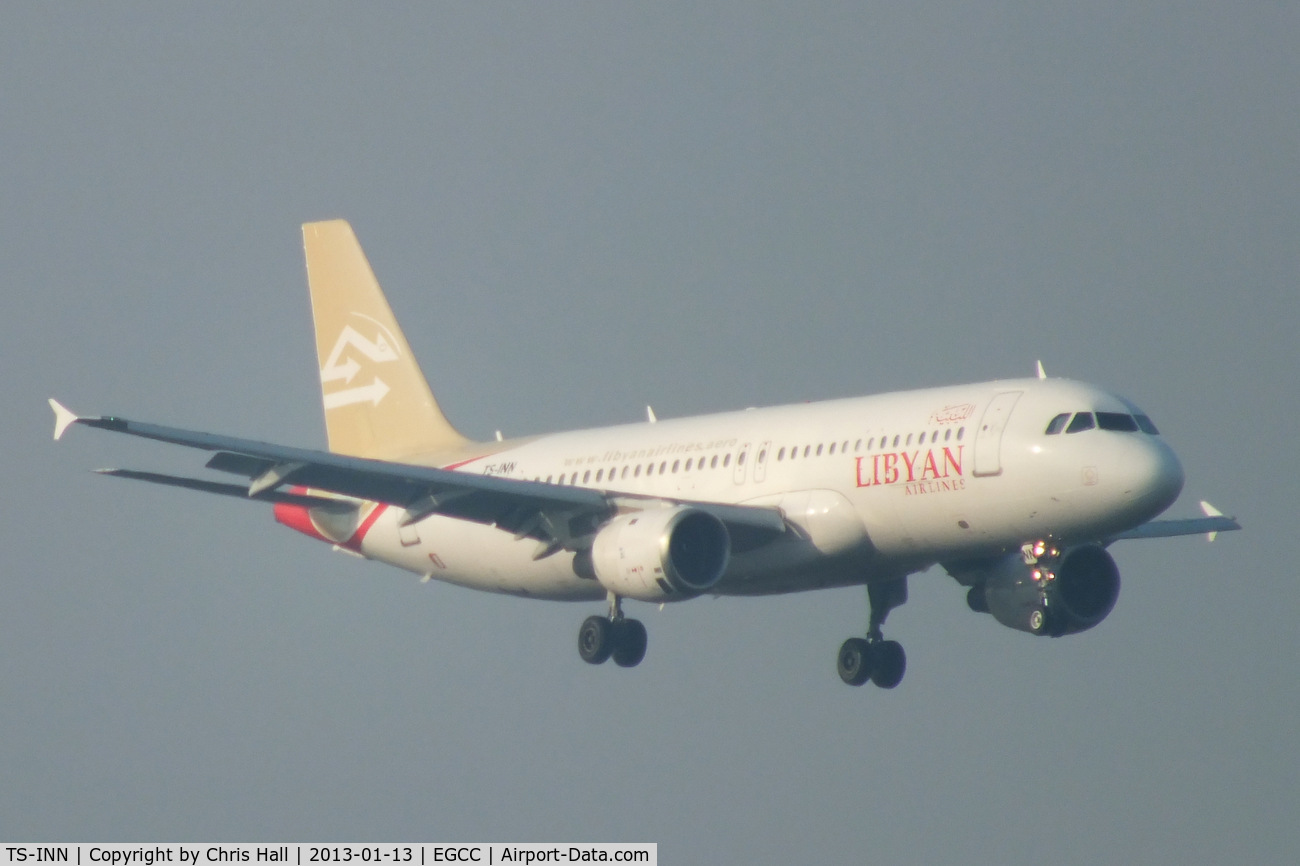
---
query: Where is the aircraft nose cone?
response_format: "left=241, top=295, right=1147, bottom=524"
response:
left=1130, top=438, right=1184, bottom=517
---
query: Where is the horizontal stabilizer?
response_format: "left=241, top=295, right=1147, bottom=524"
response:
left=95, top=468, right=354, bottom=511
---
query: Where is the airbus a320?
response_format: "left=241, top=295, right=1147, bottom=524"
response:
left=50, top=220, right=1240, bottom=689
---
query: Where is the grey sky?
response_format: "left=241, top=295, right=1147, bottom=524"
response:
left=3, top=4, right=1296, bottom=862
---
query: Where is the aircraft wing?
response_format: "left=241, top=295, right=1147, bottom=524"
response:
left=1109, top=501, right=1241, bottom=543
left=50, top=400, right=787, bottom=553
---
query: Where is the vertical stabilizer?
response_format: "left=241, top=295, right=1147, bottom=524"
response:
left=303, top=220, right=470, bottom=459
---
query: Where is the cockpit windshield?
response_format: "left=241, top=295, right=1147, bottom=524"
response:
left=1096, top=412, right=1139, bottom=431
left=1066, top=412, right=1096, bottom=433
left=1045, top=411, right=1159, bottom=435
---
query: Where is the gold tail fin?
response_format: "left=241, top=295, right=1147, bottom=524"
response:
left=303, top=220, right=470, bottom=459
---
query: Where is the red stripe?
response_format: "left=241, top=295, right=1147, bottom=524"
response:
left=441, top=455, right=486, bottom=471
left=343, top=503, right=389, bottom=551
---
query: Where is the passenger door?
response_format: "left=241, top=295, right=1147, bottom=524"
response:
left=973, top=391, right=1022, bottom=477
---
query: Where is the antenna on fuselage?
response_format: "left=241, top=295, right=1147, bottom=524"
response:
left=646, top=406, right=657, bottom=423
left=1036, top=360, right=1047, bottom=379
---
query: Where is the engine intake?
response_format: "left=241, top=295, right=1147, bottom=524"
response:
left=971, top=544, right=1121, bottom=637
left=590, top=506, right=731, bottom=602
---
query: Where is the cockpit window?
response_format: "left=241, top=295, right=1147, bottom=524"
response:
left=1053, top=410, right=1155, bottom=435
left=1096, top=412, right=1139, bottom=432
left=1134, top=414, right=1159, bottom=435
left=1066, top=412, right=1096, bottom=433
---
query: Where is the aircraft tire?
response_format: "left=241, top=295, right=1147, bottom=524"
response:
left=837, top=637, right=874, bottom=686
left=578, top=615, right=615, bottom=665
left=870, top=640, right=906, bottom=689
left=611, top=619, right=648, bottom=668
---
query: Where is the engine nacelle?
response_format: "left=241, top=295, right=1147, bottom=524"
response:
left=969, top=544, right=1121, bottom=637
left=589, top=506, right=731, bottom=602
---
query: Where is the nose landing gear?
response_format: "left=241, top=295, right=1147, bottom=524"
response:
left=578, top=591, right=647, bottom=668
left=837, top=578, right=908, bottom=689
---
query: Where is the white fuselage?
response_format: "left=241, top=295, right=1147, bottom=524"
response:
left=300, top=377, right=1184, bottom=601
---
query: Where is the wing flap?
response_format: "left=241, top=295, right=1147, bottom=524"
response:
left=206, top=451, right=275, bottom=476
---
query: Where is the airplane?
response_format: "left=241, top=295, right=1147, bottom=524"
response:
left=50, top=219, right=1240, bottom=689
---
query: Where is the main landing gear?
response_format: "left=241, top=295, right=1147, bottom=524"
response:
left=837, top=578, right=908, bottom=689
left=578, top=592, right=647, bottom=668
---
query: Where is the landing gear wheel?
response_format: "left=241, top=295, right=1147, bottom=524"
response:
left=611, top=619, right=648, bottom=668
left=870, top=640, right=906, bottom=689
left=1028, top=608, right=1046, bottom=633
left=577, top=615, right=614, bottom=664
left=837, top=637, right=874, bottom=686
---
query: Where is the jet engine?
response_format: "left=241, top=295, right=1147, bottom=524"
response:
left=589, top=506, right=730, bottom=602
left=966, top=544, right=1120, bottom=637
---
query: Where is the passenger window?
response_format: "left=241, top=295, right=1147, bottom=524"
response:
left=738, top=452, right=746, bottom=466
left=622, top=466, right=629, bottom=479
left=1097, top=412, right=1139, bottom=432
left=672, top=460, right=680, bottom=473
left=596, top=469, right=604, bottom=482
left=634, top=465, right=642, bottom=477
left=944, top=429, right=952, bottom=441
left=816, top=444, right=823, bottom=456
left=684, top=458, right=693, bottom=471
left=711, top=455, right=719, bottom=468
left=1045, top=413, right=1070, bottom=435
left=1135, top=414, right=1160, bottom=435
left=930, top=431, right=939, bottom=443
left=778, top=447, right=786, bottom=461
left=804, top=446, right=811, bottom=458
left=646, top=463, right=654, bottom=476
left=1066, top=412, right=1096, bottom=433
left=546, top=475, right=553, bottom=483
left=829, top=443, right=837, bottom=455
left=892, top=435, right=900, bottom=447
left=906, top=434, right=912, bottom=446
left=659, top=461, right=667, bottom=474
left=956, top=428, right=964, bottom=441
left=855, top=439, right=862, bottom=451
left=723, top=454, right=731, bottom=467
left=583, top=470, right=591, bottom=483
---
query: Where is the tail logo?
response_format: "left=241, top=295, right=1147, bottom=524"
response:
left=321, top=313, right=400, bottom=410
